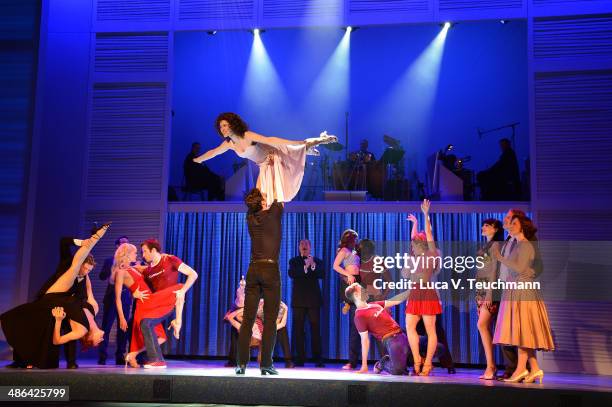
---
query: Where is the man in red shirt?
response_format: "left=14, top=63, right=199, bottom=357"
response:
left=139, top=239, right=198, bottom=368
left=345, top=283, right=408, bottom=375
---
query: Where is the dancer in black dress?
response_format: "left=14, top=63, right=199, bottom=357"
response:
left=1, top=223, right=109, bottom=369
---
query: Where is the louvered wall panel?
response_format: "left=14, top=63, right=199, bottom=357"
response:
left=534, top=0, right=610, bottom=4
left=262, top=0, right=343, bottom=20
left=537, top=211, right=612, bottom=241
left=178, top=0, right=255, bottom=20
left=534, top=15, right=612, bottom=61
left=439, top=0, right=522, bottom=10
left=533, top=71, right=612, bottom=198
left=95, top=32, right=169, bottom=73
left=96, top=0, right=171, bottom=22
left=542, top=301, right=612, bottom=375
left=532, top=220, right=612, bottom=375
left=82, top=209, right=161, bottom=344
left=87, top=83, right=167, bottom=200
left=349, top=0, right=429, bottom=13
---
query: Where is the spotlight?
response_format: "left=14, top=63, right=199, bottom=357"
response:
left=500, top=19, right=509, bottom=24
left=343, top=26, right=358, bottom=33
left=346, top=26, right=352, bottom=33
left=206, top=30, right=217, bottom=35
left=440, top=22, right=453, bottom=29
left=250, top=28, right=265, bottom=35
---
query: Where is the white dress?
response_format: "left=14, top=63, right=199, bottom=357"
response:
left=235, top=141, right=307, bottom=207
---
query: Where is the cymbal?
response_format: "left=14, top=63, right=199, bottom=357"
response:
left=321, top=142, right=344, bottom=151
left=383, top=134, right=400, bottom=148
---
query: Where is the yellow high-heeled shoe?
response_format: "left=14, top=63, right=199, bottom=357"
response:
left=503, top=370, right=529, bottom=383
left=124, top=353, right=139, bottom=368
left=524, top=370, right=544, bottom=384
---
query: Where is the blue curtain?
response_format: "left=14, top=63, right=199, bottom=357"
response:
left=164, top=210, right=514, bottom=365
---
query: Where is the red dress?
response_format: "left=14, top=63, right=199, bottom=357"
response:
left=126, top=267, right=183, bottom=353
left=406, top=250, right=442, bottom=315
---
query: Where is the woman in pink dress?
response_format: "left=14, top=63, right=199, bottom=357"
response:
left=112, top=243, right=184, bottom=367
left=193, top=112, right=337, bottom=207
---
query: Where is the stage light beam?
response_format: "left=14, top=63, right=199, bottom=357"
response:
left=240, top=28, right=291, bottom=125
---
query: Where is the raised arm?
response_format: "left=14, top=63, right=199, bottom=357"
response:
left=245, top=131, right=307, bottom=147
left=421, top=199, right=436, bottom=251
left=407, top=214, right=419, bottom=240
left=193, top=140, right=233, bottom=163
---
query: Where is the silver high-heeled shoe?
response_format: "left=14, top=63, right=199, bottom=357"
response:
left=523, top=369, right=544, bottom=384
left=503, top=370, right=529, bottom=383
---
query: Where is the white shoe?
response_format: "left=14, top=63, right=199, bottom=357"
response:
left=306, top=147, right=320, bottom=156
left=318, top=131, right=338, bottom=144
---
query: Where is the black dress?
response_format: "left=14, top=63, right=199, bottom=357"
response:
left=0, top=292, right=90, bottom=369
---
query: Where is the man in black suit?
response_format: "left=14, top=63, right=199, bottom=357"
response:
left=288, top=239, right=325, bottom=367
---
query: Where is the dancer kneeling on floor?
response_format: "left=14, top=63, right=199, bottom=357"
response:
left=345, top=283, right=408, bottom=375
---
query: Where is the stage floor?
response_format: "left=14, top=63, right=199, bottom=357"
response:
left=0, top=360, right=610, bottom=406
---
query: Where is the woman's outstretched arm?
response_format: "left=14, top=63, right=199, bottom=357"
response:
left=245, top=131, right=307, bottom=147
left=52, top=307, right=87, bottom=345
left=193, top=140, right=233, bottom=163
left=407, top=214, right=418, bottom=239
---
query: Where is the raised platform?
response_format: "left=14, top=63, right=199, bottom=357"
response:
left=168, top=201, right=531, bottom=213
left=0, top=360, right=610, bottom=406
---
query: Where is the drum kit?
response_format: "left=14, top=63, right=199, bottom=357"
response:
left=310, top=134, right=407, bottom=199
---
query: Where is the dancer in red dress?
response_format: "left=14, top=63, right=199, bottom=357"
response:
left=112, top=243, right=184, bottom=367
left=404, top=199, right=442, bottom=376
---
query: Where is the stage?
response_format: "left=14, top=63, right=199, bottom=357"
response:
left=0, top=360, right=610, bottom=406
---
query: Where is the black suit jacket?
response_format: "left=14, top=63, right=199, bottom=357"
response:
left=36, top=237, right=77, bottom=299
left=288, top=255, right=324, bottom=308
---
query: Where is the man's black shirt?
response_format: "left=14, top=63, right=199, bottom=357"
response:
left=247, top=201, right=283, bottom=261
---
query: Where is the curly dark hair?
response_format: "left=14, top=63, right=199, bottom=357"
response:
left=215, top=112, right=248, bottom=138
left=245, top=188, right=263, bottom=213
left=511, top=214, right=538, bottom=240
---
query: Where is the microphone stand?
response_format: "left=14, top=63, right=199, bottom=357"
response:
left=477, top=122, right=519, bottom=149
